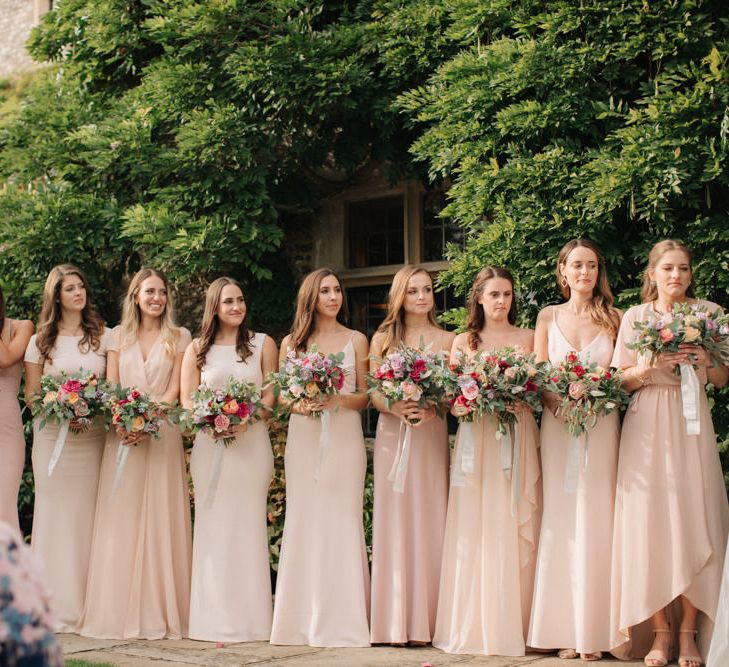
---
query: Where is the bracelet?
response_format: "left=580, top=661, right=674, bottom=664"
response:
left=636, top=368, right=651, bottom=387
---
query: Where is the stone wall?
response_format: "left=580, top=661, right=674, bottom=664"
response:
left=0, top=0, right=44, bottom=77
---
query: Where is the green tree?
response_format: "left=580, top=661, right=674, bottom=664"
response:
left=398, top=0, right=729, bottom=477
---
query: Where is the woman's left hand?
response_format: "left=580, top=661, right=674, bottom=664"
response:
left=405, top=404, right=437, bottom=426
left=678, top=344, right=711, bottom=367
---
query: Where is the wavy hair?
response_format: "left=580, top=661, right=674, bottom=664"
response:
left=467, top=266, right=517, bottom=350
left=640, top=239, right=695, bottom=303
left=119, top=268, right=180, bottom=357
left=35, top=264, right=105, bottom=363
left=289, top=268, right=349, bottom=353
left=196, top=277, right=253, bottom=369
left=375, top=265, right=441, bottom=355
left=556, top=238, right=619, bottom=338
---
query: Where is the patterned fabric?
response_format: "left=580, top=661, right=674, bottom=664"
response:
left=0, top=523, right=62, bottom=667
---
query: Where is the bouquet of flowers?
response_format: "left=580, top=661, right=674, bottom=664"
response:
left=544, top=352, right=628, bottom=439
left=627, top=302, right=729, bottom=435
left=107, top=387, right=165, bottom=497
left=627, top=301, right=729, bottom=368
left=268, top=347, right=346, bottom=416
left=450, top=348, right=544, bottom=491
left=27, top=370, right=113, bottom=476
left=183, top=378, right=262, bottom=447
left=368, top=343, right=455, bottom=493
left=182, top=377, right=262, bottom=508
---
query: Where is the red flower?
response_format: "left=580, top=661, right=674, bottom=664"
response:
left=237, top=403, right=252, bottom=419
left=130, top=389, right=141, bottom=400
left=62, top=379, right=84, bottom=393
left=410, top=358, right=427, bottom=382
left=498, top=360, right=511, bottom=370
left=573, top=365, right=585, bottom=378
left=524, top=379, right=537, bottom=393
left=566, top=351, right=578, bottom=364
left=604, top=371, right=612, bottom=379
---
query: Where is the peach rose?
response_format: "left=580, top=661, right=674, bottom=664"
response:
left=568, top=381, right=586, bottom=400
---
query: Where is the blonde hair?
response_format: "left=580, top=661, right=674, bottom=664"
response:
left=196, top=277, right=254, bottom=369
left=35, top=264, right=105, bottom=363
left=556, top=238, right=620, bottom=339
left=119, top=268, right=180, bottom=357
left=640, top=239, right=695, bottom=303
left=467, top=266, right=517, bottom=351
left=289, top=268, right=349, bottom=353
left=375, top=265, right=440, bottom=354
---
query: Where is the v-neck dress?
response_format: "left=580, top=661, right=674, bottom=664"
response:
left=527, top=309, right=622, bottom=654
left=79, top=326, right=192, bottom=639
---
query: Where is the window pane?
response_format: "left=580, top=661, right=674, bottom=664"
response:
left=348, top=196, right=405, bottom=268
left=422, top=191, right=464, bottom=262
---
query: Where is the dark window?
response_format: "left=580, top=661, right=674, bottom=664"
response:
left=422, top=191, right=465, bottom=262
left=348, top=196, right=404, bottom=269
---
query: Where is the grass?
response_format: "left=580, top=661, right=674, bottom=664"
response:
left=65, top=660, right=116, bottom=667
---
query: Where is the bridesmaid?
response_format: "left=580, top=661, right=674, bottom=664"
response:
left=610, top=240, right=729, bottom=667
left=527, top=239, right=622, bottom=660
left=707, top=536, right=729, bottom=667
left=270, top=268, right=370, bottom=647
left=369, top=264, right=453, bottom=645
left=182, top=277, right=277, bottom=642
left=433, top=266, right=541, bottom=656
left=80, top=268, right=192, bottom=639
left=0, top=287, right=34, bottom=535
left=24, top=264, right=110, bottom=632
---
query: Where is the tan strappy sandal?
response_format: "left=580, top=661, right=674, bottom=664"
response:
left=645, top=628, right=672, bottom=667
left=558, top=648, right=578, bottom=659
left=678, top=629, right=703, bottom=667
left=581, top=652, right=602, bottom=661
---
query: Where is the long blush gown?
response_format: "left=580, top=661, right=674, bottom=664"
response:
left=79, top=326, right=193, bottom=639
left=433, top=409, right=541, bottom=655
left=188, top=333, right=274, bottom=642
left=24, top=330, right=110, bottom=632
left=369, top=412, right=448, bottom=644
left=0, top=321, right=26, bottom=535
left=610, top=300, right=729, bottom=660
left=270, top=337, right=370, bottom=647
left=708, top=536, right=729, bottom=667
left=528, top=310, right=622, bottom=654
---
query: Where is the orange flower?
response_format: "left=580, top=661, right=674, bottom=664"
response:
left=131, top=416, right=146, bottom=432
left=222, top=400, right=239, bottom=415
left=67, top=392, right=79, bottom=404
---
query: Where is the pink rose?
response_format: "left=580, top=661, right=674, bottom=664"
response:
left=568, top=381, right=586, bottom=400
left=401, top=380, right=422, bottom=402
left=214, top=414, right=231, bottom=432
left=659, top=327, right=674, bottom=343
left=461, top=381, right=480, bottom=401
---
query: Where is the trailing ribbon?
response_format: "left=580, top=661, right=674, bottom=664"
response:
left=450, top=423, right=467, bottom=488
left=47, top=421, right=70, bottom=477
left=313, top=409, right=332, bottom=483
left=459, top=421, right=475, bottom=475
left=679, top=363, right=701, bottom=436
left=497, top=422, right=522, bottom=515
left=564, top=431, right=589, bottom=493
left=388, top=421, right=413, bottom=494
left=204, top=443, right=225, bottom=509
left=111, top=443, right=131, bottom=499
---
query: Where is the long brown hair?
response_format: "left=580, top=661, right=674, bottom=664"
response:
left=196, top=277, right=253, bottom=369
left=640, top=239, right=695, bottom=303
left=119, top=268, right=180, bottom=357
left=467, top=266, right=517, bottom=351
left=289, top=268, right=349, bottom=353
left=375, top=264, right=441, bottom=355
left=35, top=264, right=105, bottom=363
left=556, top=238, right=619, bottom=338
left=0, top=285, right=5, bottom=335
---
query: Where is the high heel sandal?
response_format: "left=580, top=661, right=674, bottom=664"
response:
left=678, top=629, right=703, bottom=667
left=557, top=648, right=578, bottom=659
left=580, top=652, right=602, bottom=661
left=645, top=628, right=672, bottom=667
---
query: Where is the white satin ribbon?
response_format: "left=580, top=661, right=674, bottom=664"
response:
left=564, top=431, right=589, bottom=493
left=388, top=422, right=413, bottom=494
left=313, top=409, right=332, bottom=483
left=204, top=443, right=225, bottom=509
left=47, top=420, right=70, bottom=477
left=459, top=421, right=475, bottom=474
left=450, top=423, right=467, bottom=488
left=497, top=422, right=522, bottom=515
left=111, top=444, right=131, bottom=499
left=679, top=363, right=701, bottom=436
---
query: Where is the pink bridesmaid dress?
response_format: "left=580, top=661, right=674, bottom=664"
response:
left=528, top=309, right=622, bottom=654
left=610, top=300, right=729, bottom=660
left=188, top=333, right=274, bottom=642
left=24, top=330, right=110, bottom=632
left=79, top=326, right=192, bottom=639
left=369, top=412, right=449, bottom=644
left=433, top=408, right=541, bottom=655
left=0, top=321, right=25, bottom=535
left=270, top=337, right=370, bottom=647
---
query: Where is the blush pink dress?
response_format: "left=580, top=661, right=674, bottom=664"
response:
left=527, top=310, right=622, bottom=654
left=188, top=333, right=274, bottom=642
left=0, top=321, right=25, bottom=535
left=24, top=330, right=110, bottom=632
left=370, top=342, right=449, bottom=644
left=270, top=337, right=370, bottom=647
left=433, top=402, right=541, bottom=655
left=610, top=300, right=729, bottom=660
left=79, top=326, right=192, bottom=639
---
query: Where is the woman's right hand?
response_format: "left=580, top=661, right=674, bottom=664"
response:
left=653, top=351, right=687, bottom=371
left=389, top=400, right=419, bottom=426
